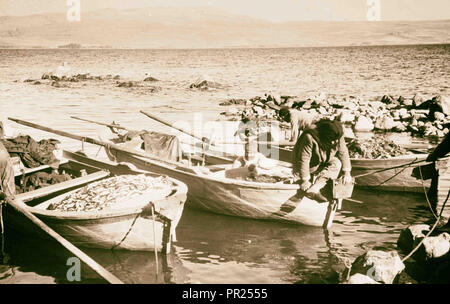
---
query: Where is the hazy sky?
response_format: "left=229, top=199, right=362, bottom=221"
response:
left=0, top=0, right=449, bottom=21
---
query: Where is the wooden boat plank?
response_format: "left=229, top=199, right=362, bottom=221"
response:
left=107, top=147, right=337, bottom=227
left=14, top=159, right=69, bottom=177
left=6, top=150, right=188, bottom=252
left=15, top=170, right=110, bottom=202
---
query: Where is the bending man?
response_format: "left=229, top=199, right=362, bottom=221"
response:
left=279, top=107, right=318, bottom=143
left=292, top=119, right=352, bottom=202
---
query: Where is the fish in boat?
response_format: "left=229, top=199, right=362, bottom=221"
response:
left=3, top=150, right=188, bottom=252
left=103, top=139, right=342, bottom=228
left=6, top=117, right=345, bottom=229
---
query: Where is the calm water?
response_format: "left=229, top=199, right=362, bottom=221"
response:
left=0, top=45, right=448, bottom=284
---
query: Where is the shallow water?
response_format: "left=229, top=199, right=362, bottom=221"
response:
left=0, top=45, right=448, bottom=284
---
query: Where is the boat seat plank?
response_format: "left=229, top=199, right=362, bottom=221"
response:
left=14, top=159, right=69, bottom=177
left=15, top=170, right=110, bottom=202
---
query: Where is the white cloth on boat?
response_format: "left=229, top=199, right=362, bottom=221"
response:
left=140, top=131, right=182, bottom=162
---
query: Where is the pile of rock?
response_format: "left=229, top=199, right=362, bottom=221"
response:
left=189, top=75, right=224, bottom=90
left=23, top=72, right=122, bottom=88
left=220, top=94, right=282, bottom=121
left=342, top=250, right=405, bottom=284
left=340, top=223, right=450, bottom=284
left=219, top=92, right=450, bottom=138
left=41, top=72, right=120, bottom=82
left=396, top=224, right=450, bottom=283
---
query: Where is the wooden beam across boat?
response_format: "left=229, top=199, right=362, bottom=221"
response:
left=15, top=170, right=110, bottom=202
left=5, top=196, right=124, bottom=284
left=8, top=117, right=181, bottom=168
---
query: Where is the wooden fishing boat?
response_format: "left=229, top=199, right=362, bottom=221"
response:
left=175, top=140, right=431, bottom=193
left=8, top=117, right=344, bottom=228
left=104, top=146, right=340, bottom=228
left=4, top=150, right=188, bottom=253
left=263, top=145, right=431, bottom=193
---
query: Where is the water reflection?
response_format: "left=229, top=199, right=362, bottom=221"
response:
left=0, top=187, right=434, bottom=284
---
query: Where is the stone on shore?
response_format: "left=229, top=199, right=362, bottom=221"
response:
left=397, top=224, right=430, bottom=253
left=433, top=95, right=450, bottom=115
left=375, top=116, right=397, bottom=131
left=354, top=116, right=374, bottom=132
left=51, top=81, right=66, bottom=88
left=219, top=99, right=247, bottom=106
left=349, top=250, right=405, bottom=284
left=415, top=232, right=450, bottom=262
left=412, top=93, right=425, bottom=108
left=343, top=273, right=380, bottom=284
left=143, top=76, right=159, bottom=82
left=189, top=75, right=222, bottom=90
left=117, top=81, right=138, bottom=88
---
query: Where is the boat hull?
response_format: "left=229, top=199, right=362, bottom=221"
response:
left=5, top=151, right=188, bottom=252
left=350, top=154, right=430, bottom=193
left=271, top=146, right=430, bottom=193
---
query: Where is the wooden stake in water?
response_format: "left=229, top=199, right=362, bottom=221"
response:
left=151, top=205, right=159, bottom=277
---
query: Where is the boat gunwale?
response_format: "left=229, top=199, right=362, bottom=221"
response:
left=120, top=150, right=301, bottom=191
left=17, top=150, right=188, bottom=221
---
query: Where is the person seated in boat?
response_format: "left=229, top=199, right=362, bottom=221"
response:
left=0, top=141, right=15, bottom=201
left=278, top=107, right=318, bottom=143
left=230, top=112, right=279, bottom=176
left=292, top=119, right=352, bottom=202
left=233, top=111, right=259, bottom=167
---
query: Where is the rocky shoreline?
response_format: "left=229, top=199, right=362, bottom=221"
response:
left=338, top=221, right=450, bottom=284
left=219, top=93, right=450, bottom=139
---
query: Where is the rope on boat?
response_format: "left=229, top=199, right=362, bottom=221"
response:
left=401, top=189, right=450, bottom=263
left=352, top=158, right=427, bottom=179
left=419, top=165, right=438, bottom=220
left=374, top=163, right=410, bottom=187
left=343, top=257, right=352, bottom=281
left=95, top=145, right=103, bottom=157
left=110, top=212, right=141, bottom=251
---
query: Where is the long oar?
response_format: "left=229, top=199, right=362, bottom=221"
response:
left=71, top=116, right=129, bottom=131
left=4, top=195, right=123, bottom=284
left=140, top=110, right=217, bottom=146
left=140, top=110, right=293, bottom=147
left=8, top=117, right=180, bottom=168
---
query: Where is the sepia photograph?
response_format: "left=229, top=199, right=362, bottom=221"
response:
left=0, top=0, right=449, bottom=290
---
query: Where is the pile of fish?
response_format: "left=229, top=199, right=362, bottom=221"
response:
left=47, top=174, right=173, bottom=212
left=242, top=174, right=289, bottom=184
left=347, top=136, right=409, bottom=159
left=219, top=92, right=450, bottom=138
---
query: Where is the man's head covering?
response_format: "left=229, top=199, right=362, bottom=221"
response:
left=314, top=119, right=344, bottom=153
left=278, top=107, right=291, bottom=123
left=316, top=119, right=344, bottom=141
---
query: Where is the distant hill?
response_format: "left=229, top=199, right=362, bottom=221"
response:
left=0, top=6, right=449, bottom=48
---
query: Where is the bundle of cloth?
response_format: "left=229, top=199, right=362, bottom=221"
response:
left=109, top=129, right=182, bottom=162
left=0, top=135, right=61, bottom=169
